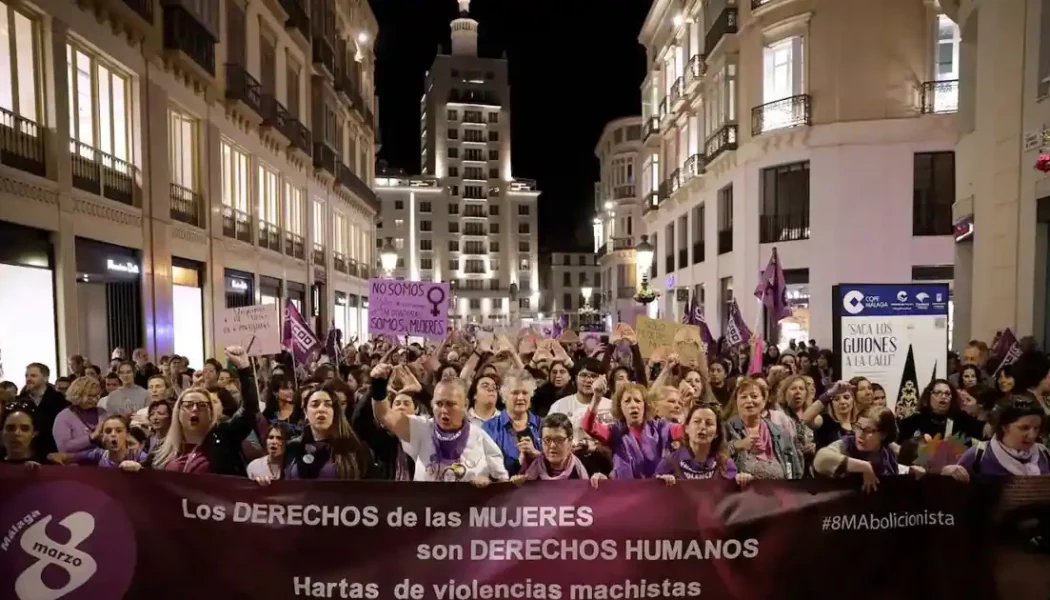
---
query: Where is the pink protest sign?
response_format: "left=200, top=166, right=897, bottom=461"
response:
left=368, top=279, right=450, bottom=340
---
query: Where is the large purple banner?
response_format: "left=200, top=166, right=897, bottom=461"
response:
left=0, top=467, right=1047, bottom=600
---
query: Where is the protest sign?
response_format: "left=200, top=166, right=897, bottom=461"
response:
left=833, top=284, right=950, bottom=411
left=1, top=467, right=1042, bottom=600
left=217, top=304, right=280, bottom=356
left=635, top=316, right=703, bottom=364
left=368, top=279, right=450, bottom=340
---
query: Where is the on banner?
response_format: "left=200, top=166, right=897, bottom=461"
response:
left=0, top=467, right=1044, bottom=600
left=368, top=279, right=450, bottom=340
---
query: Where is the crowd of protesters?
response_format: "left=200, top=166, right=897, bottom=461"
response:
left=2, top=325, right=1048, bottom=486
